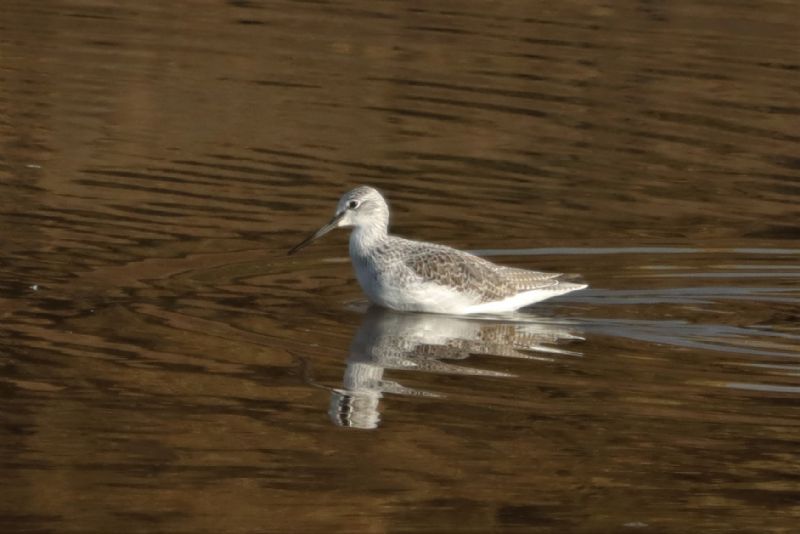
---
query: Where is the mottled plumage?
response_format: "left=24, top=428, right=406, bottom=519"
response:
left=401, top=243, right=563, bottom=303
left=289, top=186, right=587, bottom=314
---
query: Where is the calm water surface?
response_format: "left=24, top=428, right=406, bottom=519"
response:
left=1, top=1, right=799, bottom=532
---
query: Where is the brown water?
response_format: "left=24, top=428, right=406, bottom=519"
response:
left=2, top=1, right=799, bottom=532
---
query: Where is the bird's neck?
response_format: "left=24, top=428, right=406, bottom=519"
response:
left=350, top=223, right=387, bottom=257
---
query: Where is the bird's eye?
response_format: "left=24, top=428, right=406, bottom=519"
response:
left=348, top=200, right=359, bottom=209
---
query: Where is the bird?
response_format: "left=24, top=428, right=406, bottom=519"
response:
left=288, top=186, right=587, bottom=314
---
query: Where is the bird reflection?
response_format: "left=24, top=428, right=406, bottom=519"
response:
left=329, top=307, right=584, bottom=429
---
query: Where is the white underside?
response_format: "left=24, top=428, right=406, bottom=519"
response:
left=358, top=273, right=587, bottom=315
left=461, top=285, right=586, bottom=314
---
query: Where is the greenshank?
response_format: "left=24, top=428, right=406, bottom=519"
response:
left=288, top=186, right=587, bottom=314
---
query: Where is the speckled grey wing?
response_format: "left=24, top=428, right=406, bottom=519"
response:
left=401, top=244, right=562, bottom=302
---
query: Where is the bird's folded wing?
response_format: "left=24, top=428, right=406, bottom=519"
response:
left=402, top=246, right=561, bottom=302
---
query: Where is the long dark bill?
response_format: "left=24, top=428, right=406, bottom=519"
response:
left=287, top=211, right=345, bottom=255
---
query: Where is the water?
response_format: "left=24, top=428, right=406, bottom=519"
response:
left=1, top=0, right=799, bottom=532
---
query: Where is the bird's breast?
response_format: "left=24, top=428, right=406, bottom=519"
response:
left=351, top=254, right=384, bottom=303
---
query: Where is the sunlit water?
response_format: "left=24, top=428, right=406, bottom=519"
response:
left=1, top=0, right=799, bottom=532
